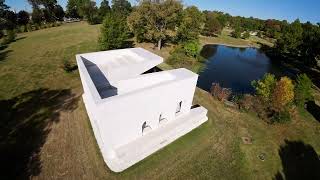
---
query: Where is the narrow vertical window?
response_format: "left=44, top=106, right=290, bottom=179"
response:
left=176, top=101, right=182, bottom=114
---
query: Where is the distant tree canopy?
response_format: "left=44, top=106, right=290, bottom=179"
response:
left=202, top=11, right=222, bottom=36
left=2, top=10, right=17, bottom=30
left=271, top=19, right=320, bottom=68
left=99, top=0, right=111, bottom=18
left=176, top=6, right=204, bottom=42
left=0, top=0, right=10, bottom=34
left=99, top=12, right=130, bottom=50
left=128, top=0, right=183, bottom=50
left=53, top=5, right=65, bottom=21
left=17, top=11, right=30, bottom=26
left=112, top=0, right=132, bottom=16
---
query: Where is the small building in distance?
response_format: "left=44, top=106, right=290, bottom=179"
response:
left=76, top=48, right=208, bottom=172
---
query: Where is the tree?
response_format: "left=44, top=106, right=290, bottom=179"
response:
left=300, top=22, right=320, bottom=67
left=127, top=0, right=183, bottom=50
left=176, top=6, right=203, bottom=42
left=66, top=0, right=80, bottom=18
left=271, top=77, right=295, bottom=112
left=203, top=12, right=222, bottom=36
left=2, top=10, right=17, bottom=30
left=28, top=0, right=58, bottom=22
left=99, top=12, right=129, bottom=50
left=31, top=7, right=43, bottom=25
left=99, top=0, right=111, bottom=18
left=53, top=5, right=65, bottom=21
left=252, top=73, right=276, bottom=102
left=111, top=0, right=131, bottom=16
left=66, top=0, right=92, bottom=18
left=276, top=19, right=303, bottom=56
left=0, top=0, right=9, bottom=38
left=81, top=1, right=101, bottom=24
left=295, top=74, right=313, bottom=107
left=17, top=11, right=30, bottom=25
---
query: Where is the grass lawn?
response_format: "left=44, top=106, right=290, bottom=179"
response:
left=200, top=28, right=274, bottom=48
left=0, top=22, right=319, bottom=179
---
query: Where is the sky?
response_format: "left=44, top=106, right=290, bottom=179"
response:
left=5, top=0, right=320, bottom=23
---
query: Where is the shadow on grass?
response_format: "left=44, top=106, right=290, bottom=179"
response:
left=14, top=36, right=27, bottom=42
left=0, top=50, right=13, bottom=61
left=274, top=140, right=320, bottom=180
left=306, top=101, right=320, bottom=122
left=0, top=88, right=80, bottom=179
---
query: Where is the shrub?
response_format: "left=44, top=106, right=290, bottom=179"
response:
left=183, top=41, right=200, bottom=58
left=238, top=94, right=254, bottom=111
left=26, top=24, right=33, bottom=32
left=243, top=31, right=250, bottom=39
left=271, top=77, right=295, bottom=112
left=251, top=96, right=271, bottom=121
left=257, top=31, right=262, bottom=38
left=252, top=73, right=277, bottom=102
left=272, top=110, right=291, bottom=123
left=62, top=59, right=78, bottom=73
left=295, top=74, right=313, bottom=107
left=2, top=30, right=16, bottom=45
left=210, top=83, right=232, bottom=101
left=231, top=27, right=241, bottom=38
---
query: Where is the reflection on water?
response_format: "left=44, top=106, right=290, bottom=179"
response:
left=197, top=45, right=283, bottom=94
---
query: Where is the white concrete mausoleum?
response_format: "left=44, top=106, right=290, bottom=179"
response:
left=76, top=48, right=208, bottom=172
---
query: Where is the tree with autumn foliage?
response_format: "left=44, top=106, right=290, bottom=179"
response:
left=271, top=77, right=295, bottom=112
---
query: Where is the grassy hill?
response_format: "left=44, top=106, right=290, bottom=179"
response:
left=0, top=22, right=319, bottom=179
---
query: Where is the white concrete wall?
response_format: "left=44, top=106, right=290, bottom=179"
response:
left=95, top=75, right=198, bottom=150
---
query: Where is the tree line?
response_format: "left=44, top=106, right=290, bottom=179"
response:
left=97, top=0, right=319, bottom=70
left=1, top=0, right=319, bottom=69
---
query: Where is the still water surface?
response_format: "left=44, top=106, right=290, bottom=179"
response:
left=197, top=45, right=283, bottom=94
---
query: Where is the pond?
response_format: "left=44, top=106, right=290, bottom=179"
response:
left=197, top=45, right=284, bottom=94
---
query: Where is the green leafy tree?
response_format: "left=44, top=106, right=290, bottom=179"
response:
left=28, top=0, right=57, bottom=22
left=176, top=6, right=203, bottom=42
left=252, top=73, right=277, bottom=102
left=99, top=13, right=129, bottom=50
left=2, top=10, right=17, bottom=30
left=295, top=74, right=313, bottom=107
left=53, top=5, right=65, bottom=21
left=99, top=0, right=111, bottom=18
left=276, top=19, right=303, bottom=56
left=82, top=1, right=101, bottom=24
left=111, top=0, right=131, bottom=16
left=127, top=0, right=183, bottom=50
left=17, top=11, right=30, bottom=25
left=0, top=0, right=9, bottom=38
left=66, top=0, right=80, bottom=18
left=203, top=12, right=222, bottom=36
left=31, top=8, right=43, bottom=24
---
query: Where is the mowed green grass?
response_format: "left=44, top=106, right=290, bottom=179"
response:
left=0, top=22, right=319, bottom=179
left=200, top=28, right=274, bottom=48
